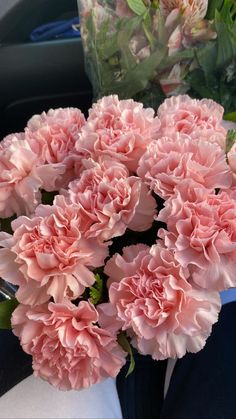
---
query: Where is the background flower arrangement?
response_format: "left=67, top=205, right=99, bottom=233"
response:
left=78, top=0, right=236, bottom=115
left=0, top=94, right=236, bottom=391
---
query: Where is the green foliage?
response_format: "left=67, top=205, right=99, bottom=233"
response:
left=195, top=42, right=217, bottom=75
left=117, top=17, right=143, bottom=70
left=89, top=274, right=103, bottom=305
left=103, top=45, right=166, bottom=98
left=186, top=0, right=236, bottom=114
left=126, top=0, right=147, bottom=16
left=215, top=18, right=236, bottom=69
left=226, top=129, right=236, bottom=153
left=84, top=3, right=170, bottom=101
left=117, top=332, right=135, bottom=377
left=83, top=0, right=236, bottom=110
left=134, top=83, right=166, bottom=109
left=207, top=0, right=224, bottom=19
left=209, top=0, right=236, bottom=70
left=207, top=0, right=236, bottom=20
left=186, top=65, right=236, bottom=114
left=0, top=299, right=18, bottom=329
left=224, top=111, right=236, bottom=122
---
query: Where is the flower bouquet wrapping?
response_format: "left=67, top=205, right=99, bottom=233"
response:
left=0, top=94, right=236, bottom=391
left=78, top=0, right=236, bottom=114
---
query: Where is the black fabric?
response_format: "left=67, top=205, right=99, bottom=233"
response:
left=0, top=330, right=32, bottom=397
left=116, top=302, right=236, bottom=419
left=160, top=301, right=236, bottom=419
left=116, top=353, right=167, bottom=419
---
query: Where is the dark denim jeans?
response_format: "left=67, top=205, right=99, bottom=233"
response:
left=117, top=302, right=236, bottom=419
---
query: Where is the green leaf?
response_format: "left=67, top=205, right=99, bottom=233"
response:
left=85, top=10, right=104, bottom=91
left=89, top=274, right=103, bottom=305
left=157, top=48, right=194, bottom=73
left=213, top=2, right=236, bottom=69
left=218, top=0, right=236, bottom=24
left=0, top=299, right=18, bottom=329
left=117, top=332, right=135, bottom=377
left=215, top=19, right=236, bottom=68
left=186, top=69, right=219, bottom=100
left=226, top=129, right=236, bottom=152
left=134, top=83, right=166, bottom=109
left=224, top=111, right=236, bottom=122
left=142, top=10, right=156, bottom=49
left=150, top=0, right=159, bottom=8
left=98, top=32, right=119, bottom=60
left=105, top=44, right=166, bottom=98
left=195, top=42, right=217, bottom=75
left=126, top=0, right=147, bottom=16
left=206, top=0, right=224, bottom=19
left=117, top=16, right=143, bottom=69
left=155, top=9, right=168, bottom=45
left=96, top=17, right=119, bottom=60
left=207, top=0, right=236, bottom=21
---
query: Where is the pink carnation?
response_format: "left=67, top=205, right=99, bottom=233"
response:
left=12, top=300, right=126, bottom=390
left=0, top=196, right=108, bottom=305
left=157, top=179, right=210, bottom=225
left=101, top=243, right=220, bottom=360
left=223, top=185, right=236, bottom=200
left=137, top=134, right=232, bottom=199
left=76, top=95, right=161, bottom=172
left=0, top=133, right=43, bottom=217
left=158, top=95, right=227, bottom=148
left=25, top=107, right=86, bottom=190
left=65, top=157, right=157, bottom=241
left=158, top=187, right=236, bottom=291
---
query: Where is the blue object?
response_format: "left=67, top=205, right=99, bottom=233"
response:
left=30, top=17, right=80, bottom=42
left=220, top=288, right=236, bottom=305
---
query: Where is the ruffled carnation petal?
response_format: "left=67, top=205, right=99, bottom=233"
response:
left=0, top=133, right=42, bottom=217
left=137, top=134, right=232, bottom=199
left=0, top=197, right=108, bottom=305
left=105, top=242, right=220, bottom=360
left=76, top=95, right=161, bottom=172
left=25, top=107, right=86, bottom=190
left=12, top=301, right=126, bottom=390
left=65, top=157, right=157, bottom=241
left=158, top=95, right=227, bottom=149
left=159, top=187, right=236, bottom=291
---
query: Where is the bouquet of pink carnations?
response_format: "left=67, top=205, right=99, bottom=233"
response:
left=0, top=94, right=236, bottom=391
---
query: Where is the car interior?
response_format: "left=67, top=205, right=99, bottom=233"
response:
left=0, top=0, right=92, bottom=138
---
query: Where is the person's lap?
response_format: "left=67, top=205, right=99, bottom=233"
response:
left=160, top=301, right=236, bottom=419
left=0, top=292, right=236, bottom=418
left=0, top=375, right=122, bottom=419
left=0, top=332, right=122, bottom=419
left=116, top=291, right=236, bottom=419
